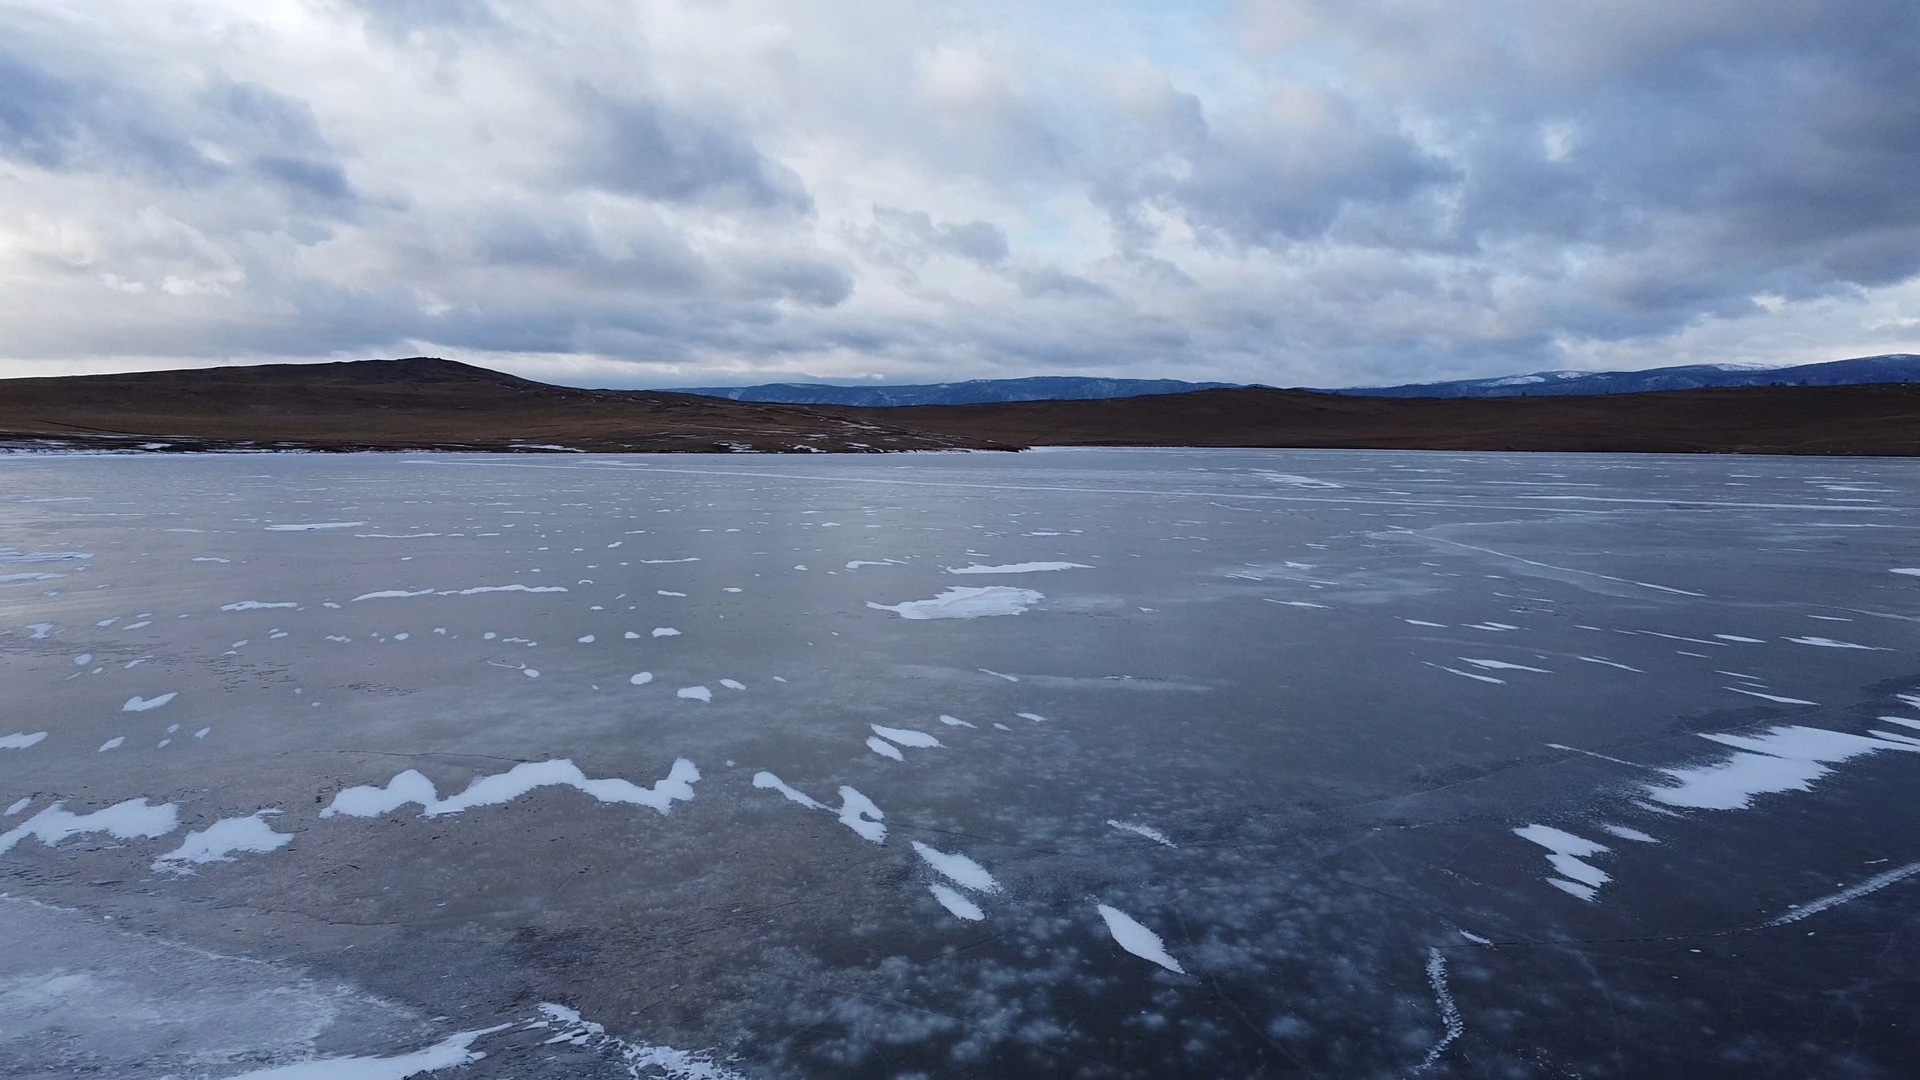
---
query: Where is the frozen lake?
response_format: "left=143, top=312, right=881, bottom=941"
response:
left=3, top=448, right=1918, bottom=1078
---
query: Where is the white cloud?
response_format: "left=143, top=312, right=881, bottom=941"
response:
left=0, top=0, right=1914, bottom=388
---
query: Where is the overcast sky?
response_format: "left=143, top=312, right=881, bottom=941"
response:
left=2, top=0, right=1916, bottom=388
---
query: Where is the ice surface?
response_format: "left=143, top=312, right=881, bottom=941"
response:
left=219, top=1024, right=508, bottom=1079
left=653, top=627, right=681, bottom=637
left=720, top=678, right=745, bottom=690
left=629, top=672, right=654, bottom=685
left=866, top=736, right=904, bottom=760
left=264, top=522, right=366, bottom=531
left=0, top=551, right=90, bottom=563
left=867, top=586, right=1043, bottom=619
left=153, top=811, right=293, bottom=872
left=911, top=840, right=1001, bottom=892
left=870, top=724, right=942, bottom=748
left=322, top=758, right=700, bottom=818
left=946, top=562, right=1092, bottom=574
left=929, top=883, right=985, bottom=921
left=10, top=449, right=1920, bottom=1076
left=0, top=732, right=48, bottom=750
left=1095, top=904, right=1185, bottom=973
left=1015, top=712, right=1047, bottom=722
left=678, top=686, right=712, bottom=702
left=0, top=798, right=179, bottom=854
left=221, top=601, right=297, bottom=611
left=98, top=737, right=126, bottom=751
left=1765, top=860, right=1920, bottom=927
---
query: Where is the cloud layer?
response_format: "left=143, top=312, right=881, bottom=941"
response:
left=1, top=0, right=1915, bottom=387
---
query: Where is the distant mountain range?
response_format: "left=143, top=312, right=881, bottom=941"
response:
left=662, top=376, right=1242, bottom=407
left=1328, top=353, right=1920, bottom=398
left=667, top=354, right=1920, bottom=405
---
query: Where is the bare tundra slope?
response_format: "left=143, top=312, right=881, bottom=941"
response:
left=0, top=357, right=1013, bottom=453
left=3, top=356, right=1919, bottom=454
left=852, top=383, right=1920, bottom=455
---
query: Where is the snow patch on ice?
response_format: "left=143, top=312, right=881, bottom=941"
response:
left=122, top=691, right=177, bottom=711
left=870, top=724, right=941, bottom=748
left=1458, top=657, right=1551, bottom=673
left=929, top=884, right=984, bottom=921
left=866, top=736, right=904, bottom=760
left=946, top=562, right=1091, bottom=574
left=1107, top=820, right=1175, bottom=846
left=911, top=840, right=1001, bottom=893
left=351, top=589, right=434, bottom=601
left=1645, top=725, right=1918, bottom=810
left=264, top=521, right=366, bottom=531
left=1725, top=687, right=1817, bottom=705
left=1784, top=636, right=1884, bottom=650
left=0, top=732, right=48, bottom=750
left=153, top=811, right=293, bottom=873
left=221, top=601, right=297, bottom=611
left=751, top=771, right=826, bottom=810
left=1253, top=472, right=1342, bottom=489
left=677, top=685, right=711, bottom=702
left=219, top=1024, right=509, bottom=1079
left=1095, top=904, right=1185, bottom=973
left=529, top=1002, right=745, bottom=1080
left=867, top=586, right=1043, bottom=620
left=1514, top=824, right=1611, bottom=901
left=0, top=798, right=179, bottom=855
left=836, top=786, right=886, bottom=842
left=321, top=758, right=699, bottom=819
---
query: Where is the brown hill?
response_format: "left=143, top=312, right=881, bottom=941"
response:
left=3, top=357, right=1915, bottom=455
left=0, top=357, right=1012, bottom=453
left=850, top=383, right=1920, bottom=456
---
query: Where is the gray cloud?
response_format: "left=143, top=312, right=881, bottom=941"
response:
left=0, top=0, right=1914, bottom=387
left=573, top=91, right=811, bottom=213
